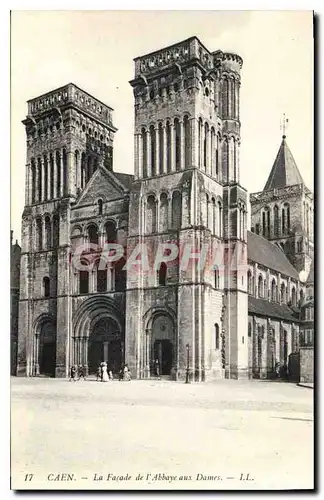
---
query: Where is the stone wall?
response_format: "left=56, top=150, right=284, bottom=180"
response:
left=299, top=347, right=314, bottom=383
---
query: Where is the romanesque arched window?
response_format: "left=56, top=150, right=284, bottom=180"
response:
left=158, top=262, right=167, bottom=286
left=282, top=202, right=290, bottom=235
left=171, top=191, right=182, bottom=230
left=79, top=267, right=89, bottom=294
left=214, top=266, right=220, bottom=289
left=37, top=158, right=42, bottom=202
left=204, top=122, right=209, bottom=170
left=222, top=138, right=229, bottom=182
left=218, top=201, right=222, bottom=237
left=105, top=221, right=117, bottom=244
left=115, top=258, right=127, bottom=292
left=215, top=323, right=220, bottom=350
left=211, top=127, right=216, bottom=176
left=36, top=218, right=42, bottom=251
left=222, top=78, right=229, bottom=117
left=81, top=152, right=86, bottom=188
left=160, top=192, right=168, bottom=232
left=96, top=260, right=107, bottom=293
left=262, top=207, right=270, bottom=238
left=52, top=214, right=59, bottom=247
left=88, top=224, right=99, bottom=246
left=146, top=195, right=157, bottom=233
left=142, top=127, right=147, bottom=177
left=175, top=118, right=181, bottom=171
left=258, top=275, right=263, bottom=298
left=198, top=118, right=203, bottom=169
left=98, top=199, right=103, bottom=215
left=43, top=277, right=50, bottom=298
left=274, top=205, right=279, bottom=237
left=281, top=282, right=286, bottom=304
left=150, top=125, right=156, bottom=176
left=291, top=286, right=296, bottom=307
left=45, top=215, right=51, bottom=249
left=183, top=115, right=190, bottom=169
left=247, top=270, right=252, bottom=295
left=211, top=197, right=216, bottom=234
left=56, top=151, right=61, bottom=196
left=271, top=279, right=277, bottom=302
left=216, top=133, right=221, bottom=177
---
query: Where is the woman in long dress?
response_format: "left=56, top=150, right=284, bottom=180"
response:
left=102, top=362, right=109, bottom=382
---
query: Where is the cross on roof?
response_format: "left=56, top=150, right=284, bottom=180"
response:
left=280, top=113, right=289, bottom=138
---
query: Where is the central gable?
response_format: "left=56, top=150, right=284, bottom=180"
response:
left=75, top=167, right=126, bottom=207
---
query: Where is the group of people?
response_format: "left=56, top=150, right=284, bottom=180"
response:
left=68, top=362, right=132, bottom=382
left=97, top=362, right=132, bottom=382
left=69, top=365, right=86, bottom=381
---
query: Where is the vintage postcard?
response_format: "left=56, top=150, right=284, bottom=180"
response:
left=10, top=10, right=314, bottom=491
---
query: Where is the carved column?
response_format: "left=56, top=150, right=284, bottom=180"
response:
left=75, top=152, right=81, bottom=192
left=146, top=131, right=151, bottom=177
left=171, top=123, right=176, bottom=172
left=179, top=119, right=184, bottom=171
left=190, top=117, right=198, bottom=167
left=41, top=158, right=45, bottom=202
left=67, top=150, right=75, bottom=196
left=162, top=123, right=167, bottom=174
left=26, top=162, right=31, bottom=206
left=35, top=161, right=40, bottom=203
left=167, top=193, right=172, bottom=230
left=155, top=126, right=159, bottom=176
left=210, top=130, right=215, bottom=177
left=60, top=150, right=64, bottom=198
left=134, top=133, right=140, bottom=179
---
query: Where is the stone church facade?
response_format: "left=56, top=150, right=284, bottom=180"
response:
left=17, top=36, right=314, bottom=381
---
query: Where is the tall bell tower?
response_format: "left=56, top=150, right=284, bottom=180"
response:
left=17, top=83, right=116, bottom=377
left=125, top=37, right=248, bottom=380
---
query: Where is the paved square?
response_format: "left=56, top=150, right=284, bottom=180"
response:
left=11, top=377, right=313, bottom=490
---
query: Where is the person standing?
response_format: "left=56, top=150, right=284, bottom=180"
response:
left=102, top=362, right=109, bottom=382
left=155, top=359, right=160, bottom=379
left=69, top=365, right=77, bottom=382
left=123, top=364, right=131, bottom=381
left=78, top=365, right=86, bottom=381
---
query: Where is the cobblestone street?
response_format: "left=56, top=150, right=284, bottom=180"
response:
left=11, top=377, right=313, bottom=490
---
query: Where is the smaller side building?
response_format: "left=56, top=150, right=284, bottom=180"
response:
left=11, top=231, right=21, bottom=375
left=299, top=259, right=314, bottom=383
left=247, top=231, right=303, bottom=380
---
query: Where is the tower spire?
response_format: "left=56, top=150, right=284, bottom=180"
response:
left=280, top=113, right=289, bottom=139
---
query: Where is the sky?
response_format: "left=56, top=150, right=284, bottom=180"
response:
left=10, top=10, right=313, bottom=242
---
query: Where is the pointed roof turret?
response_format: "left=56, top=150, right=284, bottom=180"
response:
left=263, top=135, right=305, bottom=191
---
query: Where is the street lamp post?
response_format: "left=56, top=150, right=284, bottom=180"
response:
left=185, top=343, right=190, bottom=384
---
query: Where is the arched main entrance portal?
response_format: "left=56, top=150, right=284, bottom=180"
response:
left=34, top=316, right=56, bottom=377
left=73, top=296, right=124, bottom=376
left=88, top=317, right=122, bottom=375
left=144, top=310, right=176, bottom=378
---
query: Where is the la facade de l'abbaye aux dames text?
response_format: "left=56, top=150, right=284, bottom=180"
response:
left=14, top=37, right=314, bottom=383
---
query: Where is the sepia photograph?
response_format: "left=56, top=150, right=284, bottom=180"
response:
left=10, top=9, right=314, bottom=491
